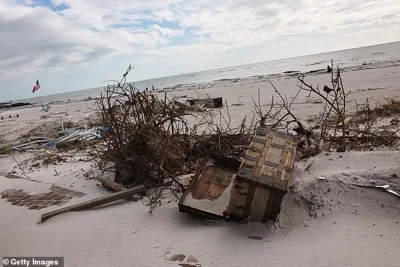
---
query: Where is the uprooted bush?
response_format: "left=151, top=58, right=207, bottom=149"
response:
left=96, top=66, right=254, bottom=189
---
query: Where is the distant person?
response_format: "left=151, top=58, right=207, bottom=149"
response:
left=327, top=65, right=332, bottom=73
left=152, top=85, right=155, bottom=91
left=146, top=87, right=148, bottom=92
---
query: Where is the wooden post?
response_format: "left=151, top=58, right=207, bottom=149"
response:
left=40, top=185, right=146, bottom=223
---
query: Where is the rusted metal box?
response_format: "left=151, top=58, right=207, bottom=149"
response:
left=226, top=127, right=297, bottom=222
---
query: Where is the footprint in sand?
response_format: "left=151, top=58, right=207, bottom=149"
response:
left=164, top=251, right=201, bottom=267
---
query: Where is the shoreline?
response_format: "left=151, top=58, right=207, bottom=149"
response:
left=7, top=59, right=400, bottom=105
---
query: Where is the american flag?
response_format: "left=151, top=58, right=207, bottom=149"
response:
left=32, top=79, right=40, bottom=94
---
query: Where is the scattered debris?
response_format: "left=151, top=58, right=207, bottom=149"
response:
left=166, top=253, right=201, bottom=267
left=349, top=183, right=400, bottom=198
left=0, top=146, right=12, bottom=155
left=170, top=254, right=186, bottom=262
left=43, top=155, right=67, bottom=165
left=186, top=255, right=199, bottom=263
left=12, top=156, right=29, bottom=179
left=304, top=158, right=317, bottom=172
left=187, top=97, right=223, bottom=108
left=0, top=102, right=30, bottom=109
left=248, top=236, right=264, bottom=240
left=1, top=114, right=19, bottom=120
left=43, top=127, right=103, bottom=147
left=173, top=100, right=197, bottom=112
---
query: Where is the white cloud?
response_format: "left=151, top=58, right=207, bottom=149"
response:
left=0, top=0, right=399, bottom=80
left=153, top=10, right=176, bottom=22
left=151, top=24, right=184, bottom=38
left=179, top=0, right=400, bottom=46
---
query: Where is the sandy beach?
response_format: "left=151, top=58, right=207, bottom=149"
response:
left=0, top=61, right=399, bottom=267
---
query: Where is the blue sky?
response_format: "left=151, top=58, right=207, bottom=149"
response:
left=1, top=0, right=400, bottom=101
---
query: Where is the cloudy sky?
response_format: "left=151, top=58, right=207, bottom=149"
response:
left=1, top=0, right=400, bottom=101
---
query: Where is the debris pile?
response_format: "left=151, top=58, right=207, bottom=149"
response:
left=8, top=126, right=104, bottom=152
left=96, top=65, right=254, bottom=188
left=179, top=127, right=297, bottom=223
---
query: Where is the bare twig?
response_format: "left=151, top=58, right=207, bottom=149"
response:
left=12, top=157, right=30, bottom=179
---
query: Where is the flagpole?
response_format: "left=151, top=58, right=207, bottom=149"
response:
left=33, top=79, right=46, bottom=111
left=40, top=85, right=44, bottom=103
left=41, top=87, right=46, bottom=111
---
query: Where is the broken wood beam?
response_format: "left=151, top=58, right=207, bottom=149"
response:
left=40, top=185, right=146, bottom=223
left=174, top=100, right=193, bottom=112
left=96, top=176, right=144, bottom=201
left=97, top=176, right=126, bottom=192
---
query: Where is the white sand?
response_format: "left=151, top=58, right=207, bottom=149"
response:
left=0, top=62, right=399, bottom=267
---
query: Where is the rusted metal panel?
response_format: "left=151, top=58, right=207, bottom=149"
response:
left=178, top=155, right=240, bottom=220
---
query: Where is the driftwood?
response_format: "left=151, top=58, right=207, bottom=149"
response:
left=97, top=175, right=145, bottom=201
left=40, top=185, right=146, bottom=223
left=97, top=176, right=126, bottom=192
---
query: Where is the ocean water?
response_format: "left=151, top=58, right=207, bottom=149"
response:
left=17, top=41, right=400, bottom=104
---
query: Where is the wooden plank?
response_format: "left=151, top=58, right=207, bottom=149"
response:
left=273, top=139, right=291, bottom=187
left=242, top=184, right=256, bottom=220
left=270, top=193, right=284, bottom=222
left=265, top=146, right=282, bottom=165
left=251, top=141, right=265, bottom=150
left=96, top=176, right=126, bottom=192
left=285, top=149, right=296, bottom=171
left=226, top=180, right=250, bottom=219
left=252, top=136, right=267, bottom=143
left=246, top=149, right=260, bottom=160
left=174, top=100, right=193, bottom=112
left=179, top=157, right=209, bottom=205
left=253, top=131, right=274, bottom=179
left=281, top=170, right=291, bottom=184
left=261, top=164, right=278, bottom=178
left=264, top=192, right=276, bottom=222
left=40, top=185, right=146, bottom=223
left=96, top=176, right=145, bottom=201
left=256, top=126, right=270, bottom=136
left=250, top=187, right=270, bottom=222
left=241, top=158, right=257, bottom=171
left=272, top=135, right=286, bottom=147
